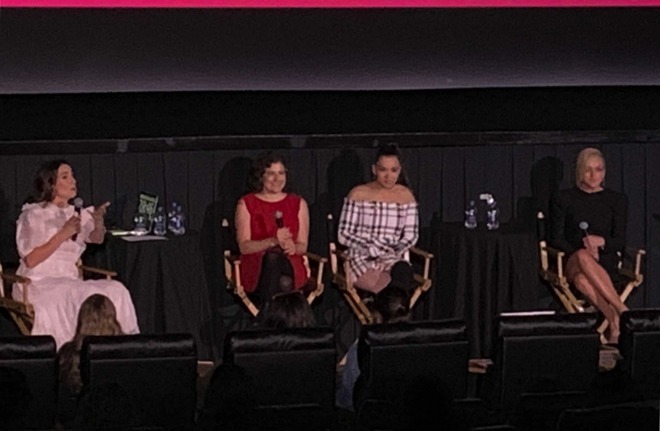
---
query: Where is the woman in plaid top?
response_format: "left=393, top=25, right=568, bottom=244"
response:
left=338, top=144, right=419, bottom=294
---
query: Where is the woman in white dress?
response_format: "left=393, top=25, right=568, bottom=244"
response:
left=338, top=144, right=419, bottom=294
left=14, top=160, right=139, bottom=349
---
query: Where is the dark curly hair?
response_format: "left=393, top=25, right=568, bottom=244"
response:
left=246, top=152, right=292, bottom=193
left=261, top=291, right=316, bottom=329
left=25, top=159, right=69, bottom=204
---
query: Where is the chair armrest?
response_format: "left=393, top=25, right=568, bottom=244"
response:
left=618, top=247, right=645, bottom=280
left=79, top=265, right=118, bottom=278
left=304, top=251, right=328, bottom=264
left=330, top=247, right=351, bottom=261
left=542, top=243, right=566, bottom=260
left=1, top=272, right=30, bottom=285
left=409, top=246, right=434, bottom=260
left=539, top=241, right=567, bottom=281
left=1, top=271, right=31, bottom=304
left=224, top=253, right=241, bottom=265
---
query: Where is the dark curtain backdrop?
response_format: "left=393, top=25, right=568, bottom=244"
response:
left=1, top=137, right=657, bottom=307
left=2, top=136, right=659, bottom=358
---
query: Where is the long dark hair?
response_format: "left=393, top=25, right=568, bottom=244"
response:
left=25, top=159, right=69, bottom=204
left=246, top=152, right=292, bottom=193
left=374, top=143, right=410, bottom=187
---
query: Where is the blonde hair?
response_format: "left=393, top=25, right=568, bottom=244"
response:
left=575, top=147, right=606, bottom=187
left=59, top=294, right=124, bottom=392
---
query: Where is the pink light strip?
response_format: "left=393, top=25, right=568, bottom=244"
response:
left=2, top=0, right=660, bottom=8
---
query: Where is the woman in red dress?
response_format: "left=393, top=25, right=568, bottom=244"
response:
left=234, top=153, right=309, bottom=305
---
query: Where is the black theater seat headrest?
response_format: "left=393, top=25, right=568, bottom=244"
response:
left=82, top=333, right=196, bottom=359
left=498, top=312, right=598, bottom=338
left=224, top=327, right=334, bottom=358
left=620, top=309, right=660, bottom=333
left=0, top=336, right=56, bottom=359
left=362, top=319, right=466, bottom=346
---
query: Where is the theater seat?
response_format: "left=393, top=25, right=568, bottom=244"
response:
left=485, top=312, right=600, bottom=425
left=224, top=326, right=336, bottom=431
left=556, top=401, right=659, bottom=431
left=79, top=333, right=197, bottom=430
left=618, top=308, right=660, bottom=399
left=353, top=319, right=472, bottom=431
left=0, top=335, right=57, bottom=430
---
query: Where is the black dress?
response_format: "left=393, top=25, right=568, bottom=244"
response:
left=549, top=186, right=628, bottom=278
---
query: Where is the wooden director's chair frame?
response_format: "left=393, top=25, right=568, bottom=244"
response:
left=327, top=214, right=434, bottom=325
left=537, top=212, right=645, bottom=342
left=222, top=219, right=327, bottom=317
left=0, top=260, right=117, bottom=335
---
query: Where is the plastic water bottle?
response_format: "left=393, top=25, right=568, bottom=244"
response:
left=168, top=202, right=186, bottom=235
left=486, top=199, right=500, bottom=230
left=153, top=206, right=167, bottom=235
left=464, top=200, right=477, bottom=229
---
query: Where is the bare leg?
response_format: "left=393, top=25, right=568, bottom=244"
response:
left=568, top=249, right=628, bottom=314
left=571, top=272, right=619, bottom=342
left=567, top=250, right=626, bottom=343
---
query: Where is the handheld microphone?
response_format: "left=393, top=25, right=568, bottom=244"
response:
left=275, top=211, right=284, bottom=229
left=578, top=221, right=590, bottom=237
left=72, top=197, right=83, bottom=241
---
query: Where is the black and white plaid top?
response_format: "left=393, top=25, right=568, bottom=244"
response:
left=337, top=198, right=419, bottom=278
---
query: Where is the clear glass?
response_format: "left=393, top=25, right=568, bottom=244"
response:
left=464, top=200, right=477, bottom=229
left=153, top=206, right=167, bottom=235
left=486, top=206, right=499, bottom=230
left=133, top=212, right=148, bottom=236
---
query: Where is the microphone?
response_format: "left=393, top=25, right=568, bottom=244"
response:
left=275, top=211, right=284, bottom=229
left=578, top=221, right=590, bottom=237
left=72, top=197, right=83, bottom=241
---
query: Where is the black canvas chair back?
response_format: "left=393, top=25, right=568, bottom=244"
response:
left=489, top=312, right=600, bottom=422
left=79, top=333, right=197, bottom=430
left=0, top=335, right=57, bottom=430
left=354, top=319, right=468, bottom=431
left=224, top=326, right=336, bottom=431
left=619, top=308, right=660, bottom=399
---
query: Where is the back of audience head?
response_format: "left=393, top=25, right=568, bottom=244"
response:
left=74, top=294, right=124, bottom=344
left=372, top=285, right=412, bottom=324
left=261, top=291, right=317, bottom=329
left=59, top=294, right=123, bottom=393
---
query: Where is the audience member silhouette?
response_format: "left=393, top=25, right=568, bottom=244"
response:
left=260, top=290, right=317, bottom=329
left=400, top=375, right=466, bottom=431
left=57, top=294, right=123, bottom=428
left=196, top=363, right=258, bottom=431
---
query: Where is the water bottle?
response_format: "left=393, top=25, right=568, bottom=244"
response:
left=486, top=199, right=500, bottom=230
left=464, top=200, right=477, bottom=229
left=168, top=202, right=186, bottom=235
left=153, top=206, right=167, bottom=235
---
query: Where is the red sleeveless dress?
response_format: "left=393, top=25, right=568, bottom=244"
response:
left=240, top=193, right=308, bottom=293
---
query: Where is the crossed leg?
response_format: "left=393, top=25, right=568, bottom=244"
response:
left=566, top=249, right=628, bottom=343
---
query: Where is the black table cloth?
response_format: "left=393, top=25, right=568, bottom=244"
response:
left=85, top=232, right=214, bottom=360
left=430, top=222, right=541, bottom=359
